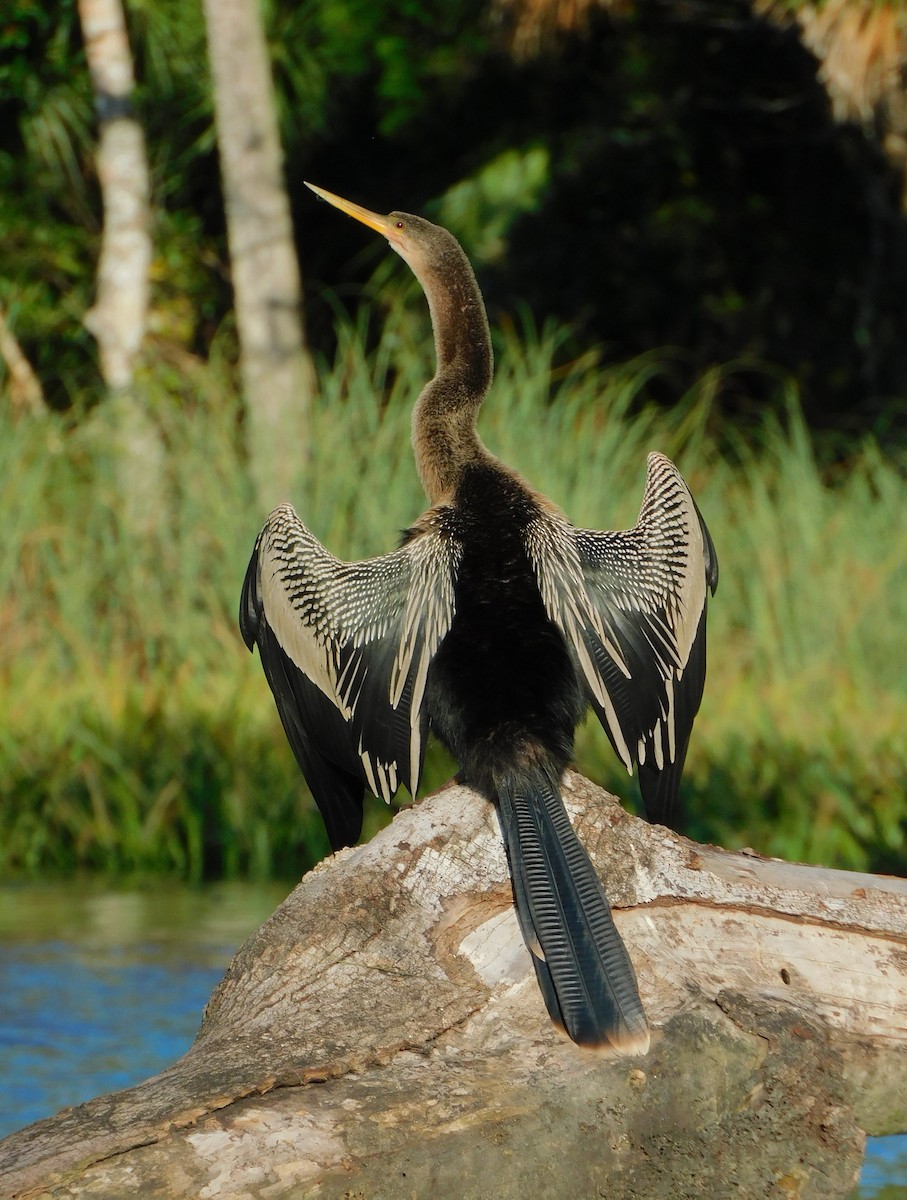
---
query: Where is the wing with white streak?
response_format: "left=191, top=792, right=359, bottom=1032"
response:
left=528, top=452, right=718, bottom=826
left=240, top=503, right=459, bottom=850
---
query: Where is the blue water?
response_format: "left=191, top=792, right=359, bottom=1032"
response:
left=1, top=941, right=230, bottom=1126
left=0, top=880, right=288, bottom=1135
left=0, top=883, right=904, bottom=1198
left=860, top=1141, right=907, bottom=1198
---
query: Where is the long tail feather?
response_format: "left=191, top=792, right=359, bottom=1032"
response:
left=495, top=765, right=649, bottom=1053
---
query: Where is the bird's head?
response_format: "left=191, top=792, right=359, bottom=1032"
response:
left=305, top=182, right=457, bottom=279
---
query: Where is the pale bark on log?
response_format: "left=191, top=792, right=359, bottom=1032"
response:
left=203, top=0, right=315, bottom=511
left=1, top=772, right=905, bottom=1199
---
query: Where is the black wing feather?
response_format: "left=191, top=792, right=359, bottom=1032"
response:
left=240, top=504, right=456, bottom=851
left=637, top=603, right=708, bottom=826
left=530, top=453, right=717, bottom=829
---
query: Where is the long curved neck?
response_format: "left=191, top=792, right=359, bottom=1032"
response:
left=410, top=240, right=494, bottom=505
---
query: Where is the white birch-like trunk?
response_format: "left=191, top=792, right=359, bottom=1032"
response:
left=78, top=0, right=151, bottom=390
left=203, top=0, right=315, bottom=512
left=0, top=299, right=46, bottom=415
left=79, top=0, right=163, bottom=538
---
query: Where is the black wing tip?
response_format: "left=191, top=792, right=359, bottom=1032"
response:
left=691, top=492, right=719, bottom=594
left=258, top=621, right=367, bottom=851
left=639, top=757, right=685, bottom=830
left=239, top=542, right=263, bottom=650
left=704, top=533, right=719, bottom=594
left=320, top=794, right=366, bottom=852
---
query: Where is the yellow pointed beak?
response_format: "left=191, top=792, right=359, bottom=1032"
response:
left=305, top=182, right=396, bottom=239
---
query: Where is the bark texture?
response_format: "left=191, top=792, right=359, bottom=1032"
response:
left=1, top=772, right=904, bottom=1199
left=203, top=0, right=315, bottom=510
left=78, top=0, right=167, bottom=541
left=78, top=0, right=151, bottom=390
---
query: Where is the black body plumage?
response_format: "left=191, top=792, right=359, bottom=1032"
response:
left=424, top=462, right=583, bottom=782
left=240, top=184, right=718, bottom=1051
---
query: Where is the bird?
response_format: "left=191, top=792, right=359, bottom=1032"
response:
left=240, top=182, right=718, bottom=1052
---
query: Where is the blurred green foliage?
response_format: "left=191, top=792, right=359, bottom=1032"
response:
left=0, top=316, right=905, bottom=879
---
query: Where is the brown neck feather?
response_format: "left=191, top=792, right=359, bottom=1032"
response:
left=409, top=234, right=494, bottom=504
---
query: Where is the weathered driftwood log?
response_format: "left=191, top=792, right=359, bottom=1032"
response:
left=2, top=773, right=905, bottom=1199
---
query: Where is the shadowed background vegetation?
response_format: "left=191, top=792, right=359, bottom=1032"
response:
left=2, top=321, right=905, bottom=879
left=1, top=0, right=906, bottom=880
left=7, top=0, right=907, bottom=420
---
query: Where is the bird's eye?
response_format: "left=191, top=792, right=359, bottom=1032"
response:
left=395, top=220, right=404, bottom=229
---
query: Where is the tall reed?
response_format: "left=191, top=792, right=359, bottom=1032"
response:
left=1, top=316, right=904, bottom=878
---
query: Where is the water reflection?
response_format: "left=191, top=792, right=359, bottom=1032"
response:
left=0, top=879, right=289, bottom=1136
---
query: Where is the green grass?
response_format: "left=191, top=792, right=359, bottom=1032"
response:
left=1, top=314, right=905, bottom=880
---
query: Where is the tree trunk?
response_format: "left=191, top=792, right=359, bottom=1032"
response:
left=1, top=772, right=904, bottom=1199
left=203, top=0, right=315, bottom=512
left=0, top=299, right=46, bottom=415
left=78, top=0, right=164, bottom=539
left=78, top=0, right=151, bottom=390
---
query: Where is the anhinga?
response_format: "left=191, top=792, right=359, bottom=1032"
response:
left=240, top=183, right=718, bottom=1053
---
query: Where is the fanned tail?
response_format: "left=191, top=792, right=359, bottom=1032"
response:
left=494, top=763, right=649, bottom=1053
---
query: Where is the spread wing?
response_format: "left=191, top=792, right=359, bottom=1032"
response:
left=528, top=452, right=718, bottom=826
left=240, top=504, right=459, bottom=850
